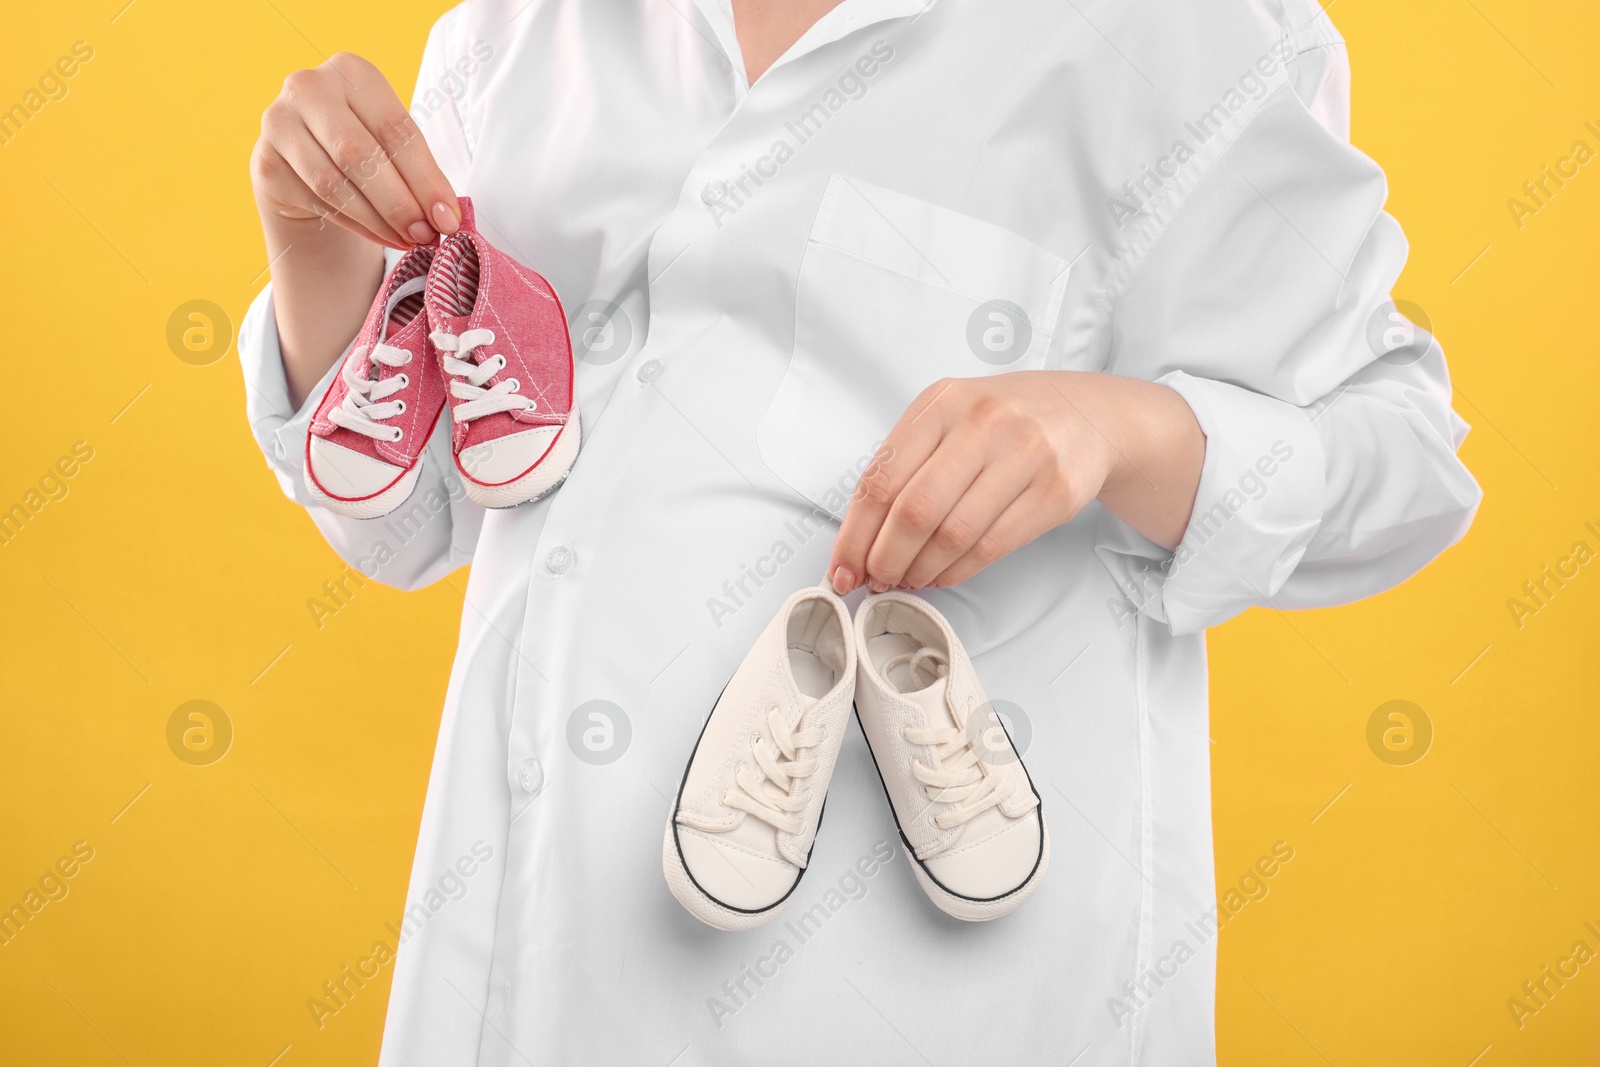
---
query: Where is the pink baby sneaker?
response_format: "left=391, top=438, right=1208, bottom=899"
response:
left=304, top=246, right=446, bottom=518
left=425, top=197, right=580, bottom=508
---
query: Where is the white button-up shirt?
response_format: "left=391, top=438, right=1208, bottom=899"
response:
left=240, top=0, right=1480, bottom=1063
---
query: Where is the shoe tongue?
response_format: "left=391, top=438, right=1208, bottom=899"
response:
left=902, top=675, right=957, bottom=733
left=724, top=806, right=781, bottom=855
left=384, top=276, right=428, bottom=334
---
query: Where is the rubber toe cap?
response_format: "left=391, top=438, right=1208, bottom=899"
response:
left=308, top=436, right=404, bottom=500
left=676, top=826, right=800, bottom=911
left=461, top=426, right=563, bottom=485
left=923, top=814, right=1043, bottom=901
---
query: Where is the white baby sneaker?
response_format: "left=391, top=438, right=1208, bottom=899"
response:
left=664, top=582, right=857, bottom=931
left=853, top=592, right=1047, bottom=921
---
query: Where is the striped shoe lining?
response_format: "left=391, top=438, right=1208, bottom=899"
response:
left=389, top=249, right=434, bottom=329
left=427, top=239, right=482, bottom=319
left=391, top=291, right=427, bottom=328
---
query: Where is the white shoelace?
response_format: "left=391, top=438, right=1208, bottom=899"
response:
left=328, top=342, right=413, bottom=442
left=430, top=327, right=537, bottom=424
left=719, top=704, right=825, bottom=835
left=888, top=649, right=1019, bottom=830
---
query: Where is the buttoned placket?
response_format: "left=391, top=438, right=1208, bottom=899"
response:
left=495, top=0, right=954, bottom=930
left=493, top=8, right=745, bottom=810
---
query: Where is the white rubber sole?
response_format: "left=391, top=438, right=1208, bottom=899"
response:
left=304, top=460, right=422, bottom=520
left=661, top=817, right=797, bottom=932
left=907, top=819, right=1050, bottom=922
left=458, top=407, right=582, bottom=509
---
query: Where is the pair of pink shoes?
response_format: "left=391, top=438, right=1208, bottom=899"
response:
left=304, top=198, right=579, bottom=516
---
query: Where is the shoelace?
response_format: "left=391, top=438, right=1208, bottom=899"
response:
left=888, top=648, right=1019, bottom=830
left=719, top=704, right=825, bottom=836
left=328, top=343, right=413, bottom=442
left=431, top=327, right=537, bottom=424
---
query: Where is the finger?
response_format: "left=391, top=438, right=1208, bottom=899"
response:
left=931, top=485, right=1056, bottom=588
left=334, top=54, right=461, bottom=236
left=301, top=103, right=434, bottom=245
left=271, top=114, right=409, bottom=247
left=832, top=391, right=953, bottom=598
left=256, top=144, right=403, bottom=249
left=863, top=435, right=986, bottom=591
left=307, top=202, right=407, bottom=250
left=900, top=455, right=1036, bottom=589
left=826, top=443, right=908, bottom=594
left=827, top=380, right=962, bottom=594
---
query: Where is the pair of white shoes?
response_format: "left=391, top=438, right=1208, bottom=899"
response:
left=663, top=582, right=1048, bottom=930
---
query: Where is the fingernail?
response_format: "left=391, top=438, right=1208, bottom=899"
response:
left=432, top=201, right=459, bottom=233
left=407, top=220, right=436, bottom=244
left=831, top=568, right=855, bottom=595
left=868, top=578, right=889, bottom=593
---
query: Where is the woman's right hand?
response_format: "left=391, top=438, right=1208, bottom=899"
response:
left=251, top=53, right=460, bottom=407
left=251, top=52, right=459, bottom=251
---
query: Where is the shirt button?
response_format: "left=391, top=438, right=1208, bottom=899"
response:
left=636, top=359, right=663, bottom=383
left=546, top=545, right=574, bottom=575
left=700, top=180, right=727, bottom=206
left=519, top=756, right=544, bottom=796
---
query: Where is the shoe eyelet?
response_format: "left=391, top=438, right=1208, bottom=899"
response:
left=394, top=400, right=407, bottom=414
left=391, top=428, right=404, bottom=442
left=396, top=373, right=409, bottom=388
left=506, top=378, right=521, bottom=393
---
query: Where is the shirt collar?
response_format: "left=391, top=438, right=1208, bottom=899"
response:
left=778, top=0, right=938, bottom=71
left=686, top=0, right=940, bottom=93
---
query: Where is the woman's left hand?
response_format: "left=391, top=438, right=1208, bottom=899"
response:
left=826, top=370, right=1206, bottom=594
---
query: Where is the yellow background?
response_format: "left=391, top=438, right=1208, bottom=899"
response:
left=1, top=1, right=1596, bottom=1064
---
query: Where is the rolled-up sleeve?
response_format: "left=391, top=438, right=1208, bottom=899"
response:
left=1095, top=36, right=1481, bottom=635
left=239, top=285, right=348, bottom=508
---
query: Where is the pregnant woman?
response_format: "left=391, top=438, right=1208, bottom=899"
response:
left=242, top=0, right=1480, bottom=1063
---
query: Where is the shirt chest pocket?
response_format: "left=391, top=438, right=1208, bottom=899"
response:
left=757, top=175, right=1073, bottom=518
